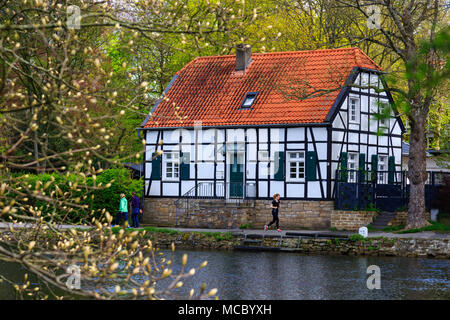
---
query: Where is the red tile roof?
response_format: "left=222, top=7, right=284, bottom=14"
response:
left=143, top=47, right=381, bottom=128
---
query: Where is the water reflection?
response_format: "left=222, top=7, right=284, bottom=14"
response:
left=162, top=250, right=450, bottom=300
left=1, top=250, right=449, bottom=300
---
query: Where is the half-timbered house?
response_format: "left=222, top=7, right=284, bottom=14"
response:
left=138, top=45, right=405, bottom=229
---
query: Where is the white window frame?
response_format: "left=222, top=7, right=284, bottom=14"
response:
left=286, top=151, right=305, bottom=182
left=378, top=155, right=387, bottom=184
left=162, top=152, right=180, bottom=181
left=348, top=152, right=358, bottom=183
left=349, top=96, right=360, bottom=124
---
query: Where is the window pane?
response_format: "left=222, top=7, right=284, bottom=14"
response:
left=287, top=152, right=306, bottom=180
left=243, top=94, right=256, bottom=107
left=350, top=98, right=359, bottom=122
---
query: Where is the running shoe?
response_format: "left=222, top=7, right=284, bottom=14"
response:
left=277, top=229, right=282, bottom=232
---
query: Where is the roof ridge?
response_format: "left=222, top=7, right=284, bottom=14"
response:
left=189, top=46, right=362, bottom=61
left=353, top=47, right=383, bottom=71
left=145, top=47, right=384, bottom=129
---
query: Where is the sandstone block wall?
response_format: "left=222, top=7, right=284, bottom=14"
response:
left=143, top=198, right=382, bottom=230
left=387, top=211, right=430, bottom=226
left=330, top=210, right=379, bottom=231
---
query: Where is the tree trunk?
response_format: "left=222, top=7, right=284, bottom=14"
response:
left=406, top=108, right=431, bottom=229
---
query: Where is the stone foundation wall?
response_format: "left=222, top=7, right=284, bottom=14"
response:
left=143, top=198, right=381, bottom=230
left=142, top=197, right=441, bottom=232
left=259, top=237, right=450, bottom=259
left=331, top=210, right=379, bottom=231
left=150, top=231, right=450, bottom=259
left=143, top=198, right=333, bottom=229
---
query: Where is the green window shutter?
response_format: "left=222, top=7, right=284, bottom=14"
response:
left=371, top=154, right=378, bottom=182
left=340, top=152, right=348, bottom=169
left=359, top=153, right=366, bottom=183
left=388, top=156, right=395, bottom=184
left=306, top=151, right=317, bottom=181
left=151, top=152, right=161, bottom=180
left=340, top=152, right=348, bottom=182
left=274, top=151, right=285, bottom=181
left=180, top=152, right=190, bottom=180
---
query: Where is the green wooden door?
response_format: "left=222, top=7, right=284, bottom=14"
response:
left=229, top=153, right=243, bottom=197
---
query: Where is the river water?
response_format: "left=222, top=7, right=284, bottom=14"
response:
left=1, top=250, right=449, bottom=300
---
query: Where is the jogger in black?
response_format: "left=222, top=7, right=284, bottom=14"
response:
left=265, top=193, right=281, bottom=232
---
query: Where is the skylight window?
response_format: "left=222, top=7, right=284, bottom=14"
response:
left=241, top=92, right=258, bottom=108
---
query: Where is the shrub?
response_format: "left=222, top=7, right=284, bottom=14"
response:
left=90, top=168, right=143, bottom=218
left=382, top=225, right=405, bottom=232
left=349, top=234, right=366, bottom=242
left=11, top=168, right=142, bottom=224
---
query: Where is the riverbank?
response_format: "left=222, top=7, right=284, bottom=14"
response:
left=1, top=222, right=448, bottom=258
left=122, top=226, right=450, bottom=259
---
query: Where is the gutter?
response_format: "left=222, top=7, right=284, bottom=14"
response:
left=140, top=122, right=330, bottom=131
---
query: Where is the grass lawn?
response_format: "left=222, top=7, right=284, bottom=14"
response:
left=110, top=225, right=234, bottom=241
left=438, top=212, right=450, bottom=226
left=371, top=220, right=450, bottom=234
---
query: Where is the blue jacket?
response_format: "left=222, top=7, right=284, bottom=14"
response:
left=131, top=195, right=140, bottom=210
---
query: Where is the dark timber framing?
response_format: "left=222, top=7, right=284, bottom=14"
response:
left=141, top=68, right=405, bottom=201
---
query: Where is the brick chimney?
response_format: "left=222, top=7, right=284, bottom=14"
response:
left=235, top=44, right=252, bottom=71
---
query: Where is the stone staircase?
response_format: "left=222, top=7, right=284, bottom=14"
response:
left=235, top=232, right=351, bottom=252
left=369, top=211, right=398, bottom=229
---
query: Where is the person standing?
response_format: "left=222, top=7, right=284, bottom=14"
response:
left=115, top=193, right=129, bottom=227
left=265, top=193, right=281, bottom=232
left=131, top=191, right=142, bottom=228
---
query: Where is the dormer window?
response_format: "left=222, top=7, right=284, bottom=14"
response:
left=241, top=92, right=258, bottom=108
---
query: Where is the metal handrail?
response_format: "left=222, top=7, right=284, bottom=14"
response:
left=174, top=181, right=257, bottom=226
left=334, top=169, right=448, bottom=211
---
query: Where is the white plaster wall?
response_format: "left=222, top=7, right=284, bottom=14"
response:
left=149, top=181, right=161, bottom=196
left=287, top=184, right=304, bottom=198
left=163, top=183, right=178, bottom=196
left=287, top=127, right=305, bottom=141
